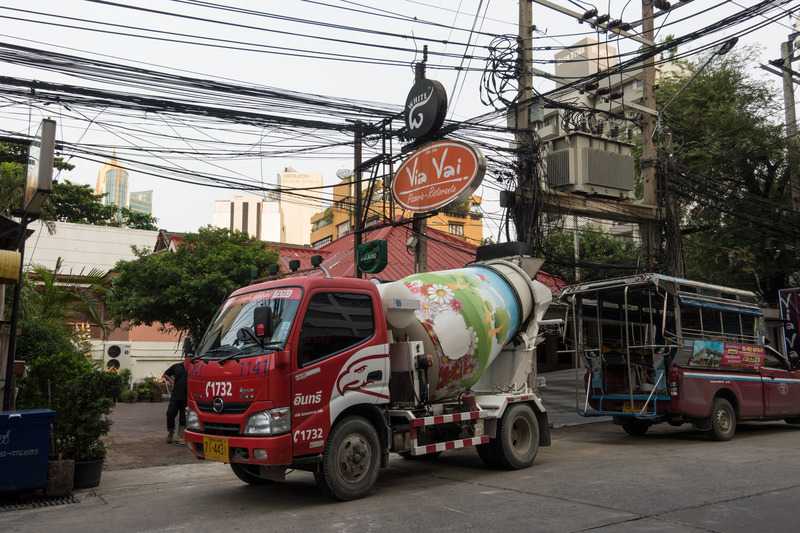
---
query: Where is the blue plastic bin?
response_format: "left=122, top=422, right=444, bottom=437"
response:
left=0, top=409, right=56, bottom=493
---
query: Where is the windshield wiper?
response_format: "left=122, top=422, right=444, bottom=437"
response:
left=218, top=343, right=282, bottom=364
left=191, top=345, right=239, bottom=364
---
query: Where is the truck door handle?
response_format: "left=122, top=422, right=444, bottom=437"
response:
left=367, top=370, right=382, bottom=381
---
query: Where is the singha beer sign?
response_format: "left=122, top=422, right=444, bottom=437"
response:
left=404, top=78, right=447, bottom=140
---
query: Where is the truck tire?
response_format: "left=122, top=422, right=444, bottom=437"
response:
left=230, top=463, right=282, bottom=485
left=316, top=416, right=380, bottom=501
left=621, top=418, right=651, bottom=436
left=708, top=398, right=736, bottom=441
left=476, top=442, right=502, bottom=468
left=494, top=403, right=540, bottom=469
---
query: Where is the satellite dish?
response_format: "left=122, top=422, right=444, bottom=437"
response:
left=336, top=168, right=353, bottom=180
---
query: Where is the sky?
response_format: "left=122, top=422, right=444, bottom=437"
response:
left=1, top=0, right=799, bottom=240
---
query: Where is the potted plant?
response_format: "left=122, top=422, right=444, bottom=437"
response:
left=16, top=351, right=123, bottom=490
left=65, top=371, right=121, bottom=488
left=136, top=377, right=159, bottom=402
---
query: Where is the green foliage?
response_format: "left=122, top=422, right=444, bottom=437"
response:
left=543, top=225, right=641, bottom=283
left=23, top=257, right=111, bottom=335
left=43, top=180, right=159, bottom=230
left=654, top=45, right=796, bottom=302
left=15, top=316, right=79, bottom=363
left=135, top=377, right=159, bottom=401
left=118, top=368, right=133, bottom=391
left=120, top=389, right=138, bottom=403
left=107, top=225, right=280, bottom=344
left=16, top=352, right=121, bottom=461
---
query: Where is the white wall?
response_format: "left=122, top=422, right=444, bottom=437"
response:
left=24, top=220, right=158, bottom=273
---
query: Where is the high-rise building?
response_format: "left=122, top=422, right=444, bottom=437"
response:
left=129, top=190, right=153, bottom=215
left=212, top=193, right=281, bottom=242
left=95, top=152, right=153, bottom=219
left=277, top=167, right=323, bottom=245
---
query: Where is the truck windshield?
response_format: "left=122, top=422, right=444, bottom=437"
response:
left=194, top=286, right=302, bottom=360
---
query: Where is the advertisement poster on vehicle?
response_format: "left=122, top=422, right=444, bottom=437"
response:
left=688, top=341, right=763, bottom=370
left=779, top=288, right=800, bottom=363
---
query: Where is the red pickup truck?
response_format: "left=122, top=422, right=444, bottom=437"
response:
left=560, top=274, right=800, bottom=441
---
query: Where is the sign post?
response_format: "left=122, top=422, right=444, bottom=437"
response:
left=3, top=119, right=56, bottom=411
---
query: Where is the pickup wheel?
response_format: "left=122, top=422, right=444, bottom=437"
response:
left=316, top=416, right=380, bottom=501
left=709, top=398, right=736, bottom=441
left=494, top=403, right=540, bottom=470
left=621, top=418, right=651, bottom=436
left=230, top=463, right=282, bottom=485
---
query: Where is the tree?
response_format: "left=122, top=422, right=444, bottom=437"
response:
left=542, top=225, right=641, bottom=283
left=1, top=141, right=74, bottom=217
left=44, top=180, right=159, bottom=230
left=106, top=226, right=280, bottom=344
left=654, top=45, right=798, bottom=303
left=14, top=257, right=112, bottom=361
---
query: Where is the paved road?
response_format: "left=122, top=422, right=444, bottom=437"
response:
left=5, top=419, right=800, bottom=532
left=4, top=371, right=800, bottom=532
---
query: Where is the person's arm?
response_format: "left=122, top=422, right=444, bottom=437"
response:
left=163, top=365, right=176, bottom=385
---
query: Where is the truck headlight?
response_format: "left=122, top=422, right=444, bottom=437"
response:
left=186, top=407, right=201, bottom=431
left=243, top=407, right=291, bottom=436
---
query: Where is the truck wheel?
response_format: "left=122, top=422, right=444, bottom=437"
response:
left=230, top=463, right=282, bottom=485
left=316, top=416, right=380, bottom=501
left=621, top=418, right=651, bottom=436
left=709, top=398, right=736, bottom=441
left=495, top=403, right=540, bottom=469
left=476, top=442, right=502, bottom=468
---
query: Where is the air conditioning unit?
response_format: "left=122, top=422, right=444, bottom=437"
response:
left=546, top=131, right=634, bottom=199
left=104, top=344, right=132, bottom=373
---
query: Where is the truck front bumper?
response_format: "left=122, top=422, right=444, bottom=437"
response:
left=184, top=430, right=293, bottom=465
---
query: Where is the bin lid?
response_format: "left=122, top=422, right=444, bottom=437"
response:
left=0, top=409, right=57, bottom=423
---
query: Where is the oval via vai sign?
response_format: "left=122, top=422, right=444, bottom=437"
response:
left=391, top=140, right=486, bottom=213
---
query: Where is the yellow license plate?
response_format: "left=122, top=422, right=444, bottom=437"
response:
left=203, top=436, right=229, bottom=462
left=622, top=401, right=646, bottom=413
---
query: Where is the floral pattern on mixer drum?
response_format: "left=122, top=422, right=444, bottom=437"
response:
left=404, top=269, right=515, bottom=399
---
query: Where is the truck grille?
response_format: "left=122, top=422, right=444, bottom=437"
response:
left=202, top=422, right=241, bottom=436
left=196, top=401, right=251, bottom=415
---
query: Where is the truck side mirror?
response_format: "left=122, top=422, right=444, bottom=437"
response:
left=254, top=306, right=274, bottom=338
left=183, top=337, right=194, bottom=358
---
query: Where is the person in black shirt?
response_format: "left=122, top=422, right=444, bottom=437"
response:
left=162, top=361, right=188, bottom=445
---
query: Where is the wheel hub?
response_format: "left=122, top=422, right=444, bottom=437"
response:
left=337, top=434, right=371, bottom=483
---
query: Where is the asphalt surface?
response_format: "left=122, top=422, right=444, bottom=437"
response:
left=100, top=369, right=599, bottom=472
left=5, top=371, right=800, bottom=532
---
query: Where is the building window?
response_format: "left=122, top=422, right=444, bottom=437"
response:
left=312, top=236, right=333, bottom=249
left=449, top=224, right=464, bottom=236
left=337, top=220, right=350, bottom=237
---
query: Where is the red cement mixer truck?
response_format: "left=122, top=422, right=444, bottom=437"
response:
left=182, top=243, right=554, bottom=500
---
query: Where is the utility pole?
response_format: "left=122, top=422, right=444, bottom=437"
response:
left=353, top=121, right=363, bottom=278
left=511, top=0, right=535, bottom=246
left=664, top=131, right=684, bottom=277
left=412, top=61, right=428, bottom=273
left=640, top=0, right=658, bottom=270
left=781, top=38, right=800, bottom=216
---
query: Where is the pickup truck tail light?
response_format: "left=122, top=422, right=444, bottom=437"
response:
left=668, top=371, right=679, bottom=397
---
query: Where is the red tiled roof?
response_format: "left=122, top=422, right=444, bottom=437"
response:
left=284, top=223, right=563, bottom=292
